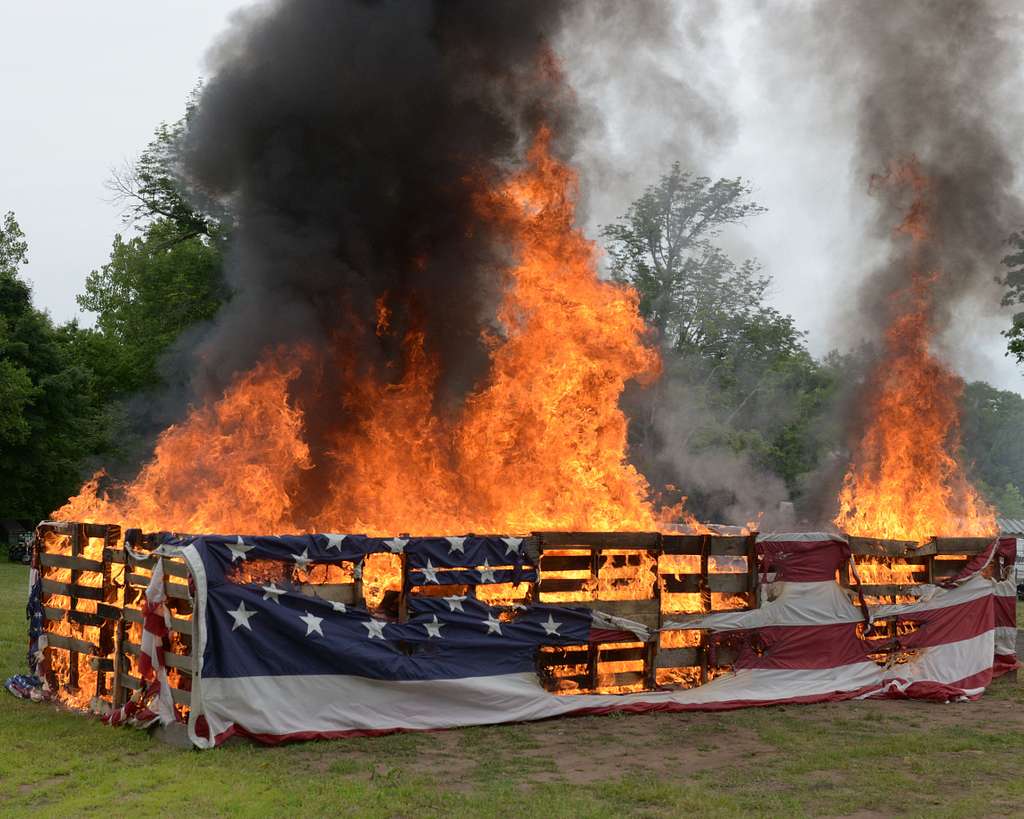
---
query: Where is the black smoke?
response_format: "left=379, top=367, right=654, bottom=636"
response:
left=182, top=0, right=579, bottom=402
left=161, top=0, right=584, bottom=514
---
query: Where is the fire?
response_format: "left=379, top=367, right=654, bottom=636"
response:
left=57, top=355, right=311, bottom=534
left=834, top=160, right=996, bottom=542
left=39, top=530, right=110, bottom=710
left=854, top=557, right=921, bottom=585
left=56, top=129, right=669, bottom=537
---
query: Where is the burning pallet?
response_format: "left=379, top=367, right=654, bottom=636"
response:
left=31, top=521, right=1001, bottom=718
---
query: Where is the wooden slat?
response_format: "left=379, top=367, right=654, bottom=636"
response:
left=536, top=532, right=660, bottom=549
left=712, top=645, right=741, bottom=666
left=662, top=574, right=749, bottom=595
left=706, top=536, right=750, bottom=556
left=39, top=552, right=105, bottom=572
left=660, top=535, right=704, bottom=555
left=40, top=578, right=105, bottom=601
left=128, top=559, right=190, bottom=579
left=569, top=599, right=660, bottom=629
left=930, top=565, right=969, bottom=581
left=127, top=573, right=190, bottom=599
left=858, top=584, right=921, bottom=597
left=44, top=602, right=122, bottom=623
left=104, top=547, right=126, bottom=564
left=539, top=578, right=590, bottom=594
left=121, top=607, right=193, bottom=634
left=89, top=657, right=115, bottom=672
left=520, top=536, right=541, bottom=563
left=117, top=674, right=191, bottom=706
left=539, top=554, right=595, bottom=572
left=539, top=645, right=589, bottom=661
left=931, top=537, right=992, bottom=554
left=597, top=645, right=648, bottom=663
left=122, top=641, right=192, bottom=672
left=599, top=670, right=645, bottom=688
left=545, top=674, right=590, bottom=690
left=45, top=632, right=98, bottom=655
left=655, top=647, right=700, bottom=668
left=160, top=561, right=190, bottom=579
left=46, top=608, right=104, bottom=628
left=848, top=536, right=928, bottom=557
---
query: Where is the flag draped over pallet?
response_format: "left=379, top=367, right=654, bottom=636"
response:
left=133, top=532, right=1021, bottom=749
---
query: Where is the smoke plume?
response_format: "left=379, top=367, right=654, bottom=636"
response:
left=182, top=0, right=579, bottom=404
left=757, top=1, right=1023, bottom=525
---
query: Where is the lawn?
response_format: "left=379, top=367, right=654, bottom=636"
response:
left=1, top=559, right=1022, bottom=817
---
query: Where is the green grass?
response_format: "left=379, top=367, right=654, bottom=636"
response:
left=1, top=559, right=1022, bottom=817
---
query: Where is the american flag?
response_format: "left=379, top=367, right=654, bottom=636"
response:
left=102, top=532, right=1018, bottom=748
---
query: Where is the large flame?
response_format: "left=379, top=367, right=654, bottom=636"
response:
left=57, top=130, right=672, bottom=536
left=834, top=160, right=996, bottom=542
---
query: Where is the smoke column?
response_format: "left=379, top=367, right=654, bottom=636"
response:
left=183, top=0, right=580, bottom=406
left=789, top=0, right=1023, bottom=527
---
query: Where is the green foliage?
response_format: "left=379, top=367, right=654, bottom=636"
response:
left=77, top=101, right=231, bottom=395
left=0, top=213, right=109, bottom=520
left=77, top=219, right=226, bottom=392
left=603, top=166, right=838, bottom=514
left=960, top=380, right=1024, bottom=516
left=602, top=165, right=773, bottom=358
left=107, top=90, right=230, bottom=245
left=1000, top=231, right=1024, bottom=365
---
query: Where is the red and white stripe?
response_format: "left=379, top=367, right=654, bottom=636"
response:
left=178, top=535, right=1018, bottom=747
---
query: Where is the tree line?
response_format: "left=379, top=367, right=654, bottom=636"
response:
left=2, top=109, right=1024, bottom=525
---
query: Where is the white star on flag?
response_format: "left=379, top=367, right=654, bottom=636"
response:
left=228, top=601, right=257, bottom=631
left=385, top=537, right=408, bottom=554
left=443, top=595, right=467, bottom=612
left=424, top=615, right=444, bottom=639
left=540, top=613, right=562, bottom=636
left=447, top=536, right=467, bottom=554
left=227, top=536, right=254, bottom=562
left=419, top=559, right=439, bottom=584
left=330, top=600, right=347, bottom=613
left=483, top=613, right=502, bottom=636
left=363, top=618, right=387, bottom=639
left=479, top=559, right=496, bottom=583
left=261, top=583, right=286, bottom=604
left=325, top=533, right=345, bottom=551
left=502, top=537, right=522, bottom=555
left=299, top=611, right=324, bottom=637
left=292, top=548, right=312, bottom=570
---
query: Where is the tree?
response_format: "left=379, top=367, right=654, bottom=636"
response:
left=960, top=380, right=1024, bottom=515
left=1000, top=231, right=1024, bottom=365
left=107, top=91, right=229, bottom=247
left=78, top=219, right=226, bottom=392
left=79, top=105, right=231, bottom=393
left=602, top=165, right=772, bottom=358
left=603, top=165, right=839, bottom=520
left=0, top=213, right=109, bottom=520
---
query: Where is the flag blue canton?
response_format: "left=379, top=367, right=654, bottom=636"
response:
left=187, top=534, right=592, bottom=682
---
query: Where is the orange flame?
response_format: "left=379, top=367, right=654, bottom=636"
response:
left=57, top=129, right=674, bottom=537
left=834, top=160, right=996, bottom=542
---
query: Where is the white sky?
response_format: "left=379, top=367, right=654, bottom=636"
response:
left=2, top=1, right=1022, bottom=394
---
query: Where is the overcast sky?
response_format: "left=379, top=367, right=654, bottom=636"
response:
left=3, top=1, right=1022, bottom=394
